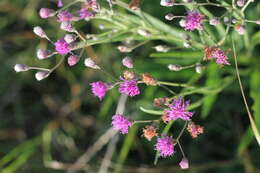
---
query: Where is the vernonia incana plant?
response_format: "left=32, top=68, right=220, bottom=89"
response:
left=14, top=0, right=260, bottom=169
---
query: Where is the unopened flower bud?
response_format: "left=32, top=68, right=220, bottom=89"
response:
left=123, top=70, right=135, bottom=80
left=39, top=8, right=55, bottom=19
left=236, top=0, right=245, bottom=7
left=84, top=58, right=100, bottom=69
left=209, top=18, right=220, bottom=26
left=165, top=13, right=174, bottom=21
left=168, top=64, right=182, bottom=71
left=37, top=49, right=52, bottom=60
left=223, top=17, right=230, bottom=24
left=64, top=34, right=77, bottom=43
left=33, top=26, right=48, bottom=38
left=183, top=42, right=191, bottom=48
left=160, top=0, right=174, bottom=7
left=154, top=45, right=170, bottom=52
left=232, top=19, right=237, bottom=24
left=142, top=73, right=157, bottom=86
left=68, top=55, right=79, bottom=66
left=35, top=71, right=49, bottom=81
left=99, top=24, right=105, bottom=30
left=256, top=20, right=260, bottom=25
left=117, top=45, right=131, bottom=53
left=195, top=63, right=203, bottom=74
left=235, top=24, right=246, bottom=35
left=179, top=158, right=189, bottom=169
left=14, top=64, right=29, bottom=72
left=60, top=22, right=75, bottom=32
left=179, top=19, right=186, bottom=28
left=137, top=29, right=151, bottom=37
left=122, top=56, right=133, bottom=68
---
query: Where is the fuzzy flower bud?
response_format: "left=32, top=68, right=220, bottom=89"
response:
left=14, top=64, right=29, bottom=72
left=35, top=71, right=49, bottom=81
left=33, top=26, right=48, bottom=39
left=179, top=158, right=189, bottom=169
left=84, top=58, right=100, bottom=69
left=160, top=0, right=174, bottom=7
left=209, top=18, right=220, bottom=26
left=39, top=8, right=55, bottom=19
left=57, top=0, right=63, bottom=8
left=60, top=22, right=75, bottom=32
left=64, top=34, right=77, bottom=43
left=37, top=49, right=52, bottom=60
left=168, top=64, right=183, bottom=71
left=67, top=55, right=79, bottom=66
left=154, top=45, right=170, bottom=52
left=122, top=56, right=133, bottom=68
left=236, top=0, right=245, bottom=7
left=256, top=20, right=260, bottom=25
left=165, top=13, right=174, bottom=21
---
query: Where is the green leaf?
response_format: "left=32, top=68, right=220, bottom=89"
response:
left=252, top=31, right=260, bottom=46
left=140, top=106, right=163, bottom=115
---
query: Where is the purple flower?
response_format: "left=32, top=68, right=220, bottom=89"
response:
left=57, top=0, right=63, bottom=8
left=112, top=114, right=133, bottom=134
left=164, top=97, right=193, bottom=121
left=118, top=79, right=140, bottom=97
left=78, top=8, right=94, bottom=19
left=90, top=81, right=108, bottom=100
left=212, top=49, right=230, bottom=65
left=67, top=55, right=79, bottom=66
left=179, top=158, right=189, bottom=169
left=57, top=11, right=73, bottom=22
left=184, top=11, right=204, bottom=31
left=55, top=38, right=71, bottom=55
left=155, top=135, right=175, bottom=157
left=39, top=8, right=55, bottom=19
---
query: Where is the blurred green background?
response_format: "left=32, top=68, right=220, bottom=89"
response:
left=0, top=0, right=260, bottom=173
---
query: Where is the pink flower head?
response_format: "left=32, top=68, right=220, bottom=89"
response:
left=85, top=0, right=99, bottom=11
left=57, top=11, right=73, bottom=22
left=112, top=114, right=133, bottom=134
left=212, top=49, right=230, bottom=65
left=155, top=135, right=175, bottom=157
left=164, top=97, right=193, bottom=122
left=55, top=38, right=71, bottom=55
left=78, top=8, right=94, bottom=19
left=184, top=11, right=204, bottom=31
left=118, top=78, right=140, bottom=97
left=90, top=81, right=108, bottom=100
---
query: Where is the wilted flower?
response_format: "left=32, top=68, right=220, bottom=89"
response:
left=123, top=70, right=135, bottom=80
left=153, top=97, right=169, bottom=108
left=179, top=158, right=189, bottom=169
left=112, top=114, right=133, bottom=134
left=163, top=97, right=193, bottom=122
left=67, top=55, right=79, bottom=66
left=155, top=135, right=175, bottom=157
left=39, top=8, right=55, bottom=19
left=184, top=11, right=204, bottom=31
left=118, top=79, right=140, bottom=97
left=35, top=71, right=49, bottom=81
left=122, top=56, right=133, bottom=68
left=14, top=64, right=29, bottom=72
left=84, top=58, right=100, bottom=69
left=90, top=81, right=108, bottom=100
left=142, top=126, right=158, bottom=141
left=204, top=47, right=230, bottom=66
left=141, top=73, right=157, bottom=86
left=55, top=38, right=71, bottom=55
left=187, top=122, right=204, bottom=138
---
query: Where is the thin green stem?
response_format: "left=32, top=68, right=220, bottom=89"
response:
left=176, top=121, right=188, bottom=141
left=50, top=56, right=66, bottom=73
